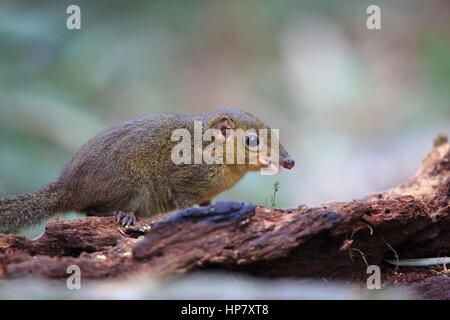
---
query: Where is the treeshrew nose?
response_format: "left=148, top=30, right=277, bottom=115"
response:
left=282, top=157, right=295, bottom=169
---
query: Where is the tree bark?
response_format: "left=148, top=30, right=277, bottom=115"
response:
left=1, top=137, right=449, bottom=299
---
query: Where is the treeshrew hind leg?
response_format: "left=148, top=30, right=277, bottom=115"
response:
left=114, top=211, right=137, bottom=227
left=85, top=209, right=137, bottom=227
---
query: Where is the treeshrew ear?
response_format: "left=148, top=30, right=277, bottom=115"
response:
left=213, top=116, right=236, bottom=143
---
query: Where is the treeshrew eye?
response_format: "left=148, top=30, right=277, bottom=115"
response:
left=245, top=135, right=259, bottom=148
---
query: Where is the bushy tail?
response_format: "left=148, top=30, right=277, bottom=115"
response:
left=0, top=183, right=65, bottom=233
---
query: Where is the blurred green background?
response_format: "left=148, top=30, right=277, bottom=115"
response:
left=1, top=0, right=449, bottom=237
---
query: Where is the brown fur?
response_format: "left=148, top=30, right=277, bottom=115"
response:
left=0, top=108, right=291, bottom=233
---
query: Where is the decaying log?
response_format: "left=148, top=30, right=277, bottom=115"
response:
left=0, top=136, right=449, bottom=298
